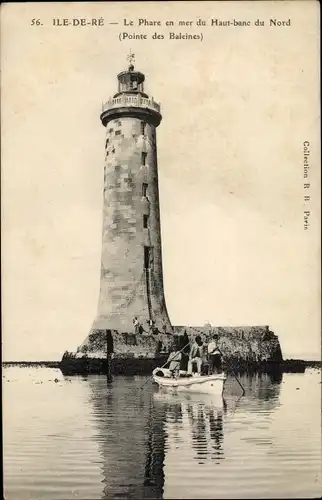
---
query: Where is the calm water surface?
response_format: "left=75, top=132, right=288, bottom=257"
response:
left=3, top=367, right=321, bottom=499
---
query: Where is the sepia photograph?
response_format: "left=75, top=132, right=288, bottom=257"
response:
left=1, top=1, right=321, bottom=499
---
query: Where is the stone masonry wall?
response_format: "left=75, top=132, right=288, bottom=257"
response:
left=75, top=325, right=283, bottom=364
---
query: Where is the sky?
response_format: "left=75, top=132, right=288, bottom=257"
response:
left=1, top=1, right=320, bottom=361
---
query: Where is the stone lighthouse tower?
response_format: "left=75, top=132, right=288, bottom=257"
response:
left=89, top=55, right=172, bottom=336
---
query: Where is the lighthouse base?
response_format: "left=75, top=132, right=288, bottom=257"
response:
left=60, top=354, right=169, bottom=376
left=60, top=325, right=286, bottom=376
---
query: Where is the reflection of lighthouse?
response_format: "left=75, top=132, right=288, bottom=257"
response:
left=87, top=53, right=172, bottom=336
left=87, top=377, right=166, bottom=499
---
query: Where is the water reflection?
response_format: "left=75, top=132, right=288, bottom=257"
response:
left=154, top=392, right=225, bottom=464
left=88, top=376, right=166, bottom=499
left=185, top=398, right=224, bottom=463
left=4, top=368, right=321, bottom=499
left=237, top=372, right=282, bottom=409
left=87, top=372, right=283, bottom=499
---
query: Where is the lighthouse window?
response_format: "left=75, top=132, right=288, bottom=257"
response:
left=140, top=122, right=146, bottom=135
left=143, top=215, right=149, bottom=229
left=141, top=152, right=147, bottom=166
left=142, top=183, right=148, bottom=197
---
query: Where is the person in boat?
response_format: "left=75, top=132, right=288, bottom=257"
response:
left=208, top=333, right=222, bottom=374
left=187, top=335, right=203, bottom=375
left=166, top=344, right=182, bottom=377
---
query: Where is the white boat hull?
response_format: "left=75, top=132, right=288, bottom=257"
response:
left=152, top=368, right=226, bottom=395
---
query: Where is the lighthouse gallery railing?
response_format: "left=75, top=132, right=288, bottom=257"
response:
left=102, top=94, right=161, bottom=113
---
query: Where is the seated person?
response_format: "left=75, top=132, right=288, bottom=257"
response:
left=166, top=345, right=182, bottom=377
left=187, top=335, right=203, bottom=375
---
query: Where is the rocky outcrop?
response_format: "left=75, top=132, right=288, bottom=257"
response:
left=174, top=326, right=283, bottom=367
left=60, top=325, right=283, bottom=375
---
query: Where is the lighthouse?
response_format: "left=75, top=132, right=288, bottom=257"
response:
left=60, top=55, right=284, bottom=373
left=88, top=54, right=172, bottom=336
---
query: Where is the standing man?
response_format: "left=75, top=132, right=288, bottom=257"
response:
left=148, top=319, right=158, bottom=335
left=133, top=317, right=143, bottom=334
left=179, top=330, right=190, bottom=372
left=187, top=335, right=203, bottom=375
left=208, top=333, right=222, bottom=374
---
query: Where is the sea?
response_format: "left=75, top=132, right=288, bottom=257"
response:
left=3, top=366, right=322, bottom=499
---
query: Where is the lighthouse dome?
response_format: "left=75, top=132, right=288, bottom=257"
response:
left=113, top=57, right=148, bottom=98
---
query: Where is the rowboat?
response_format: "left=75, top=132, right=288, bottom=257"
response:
left=152, top=367, right=226, bottom=395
